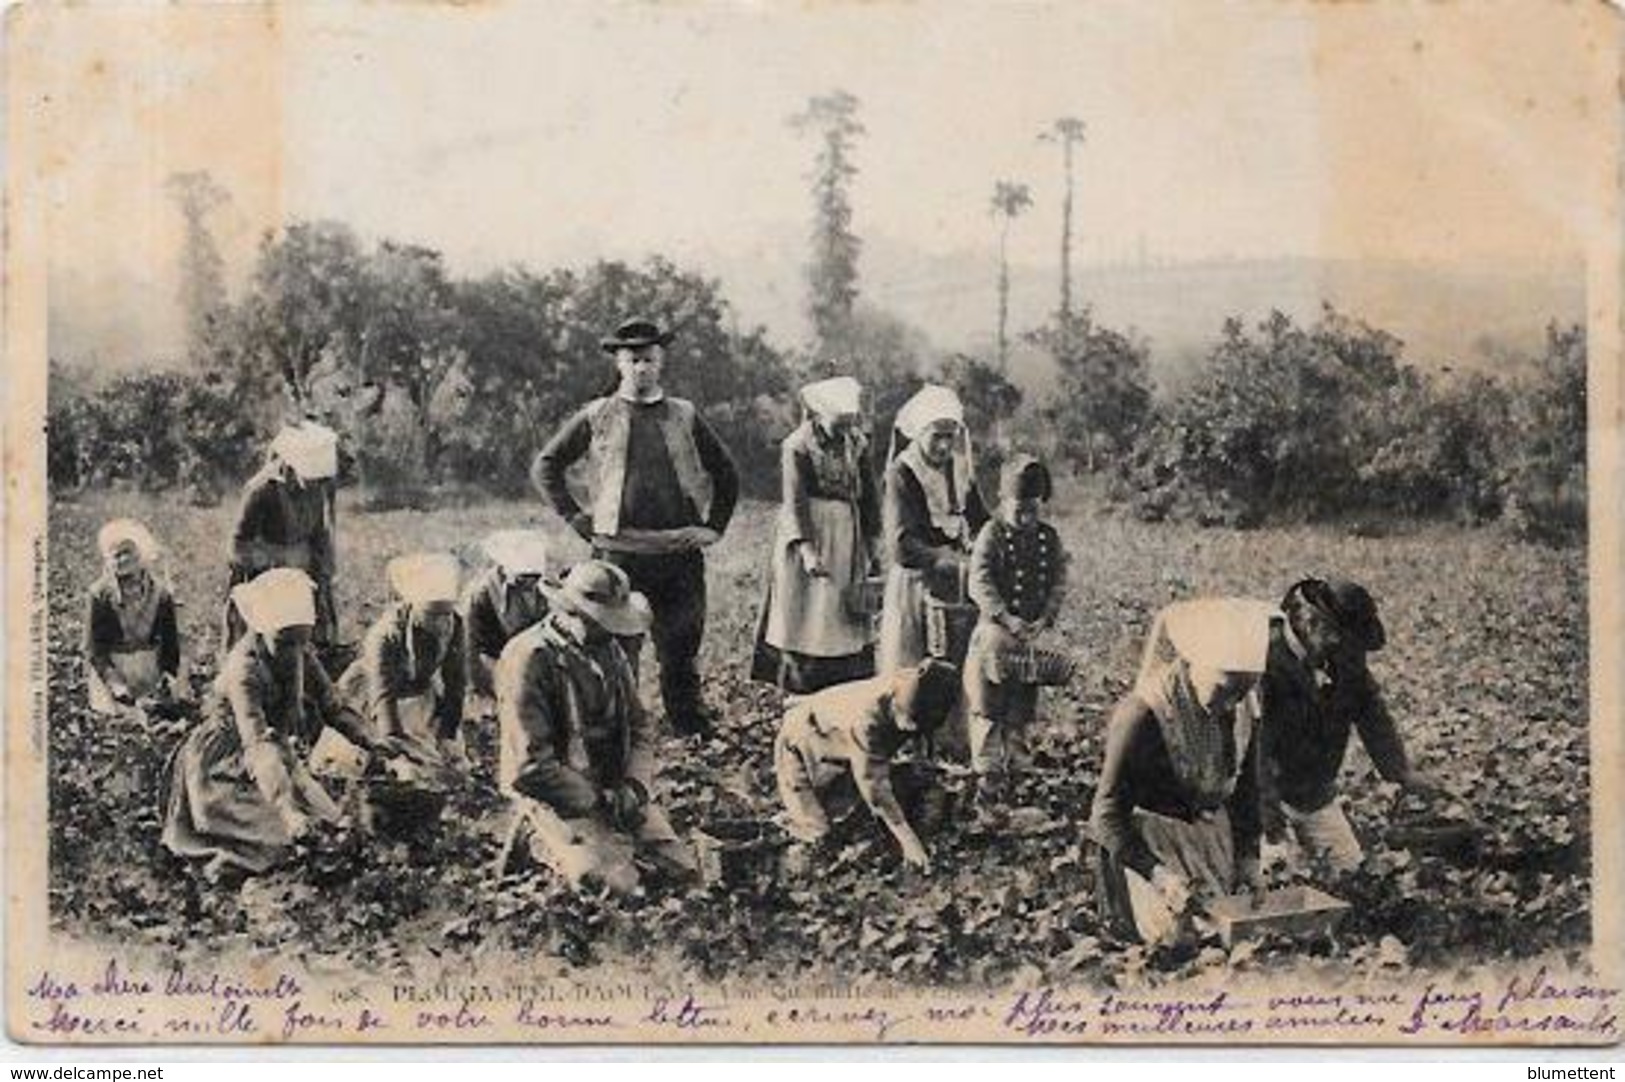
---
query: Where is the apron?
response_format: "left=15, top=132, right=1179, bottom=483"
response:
left=314, top=681, right=452, bottom=787
left=1096, top=807, right=1236, bottom=945
left=87, top=650, right=163, bottom=715
left=161, top=714, right=343, bottom=873
left=877, top=567, right=931, bottom=676
left=765, top=498, right=871, bottom=657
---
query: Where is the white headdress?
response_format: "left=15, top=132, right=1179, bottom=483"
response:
left=386, top=553, right=462, bottom=605
left=231, top=567, right=317, bottom=635
left=481, top=531, right=553, bottom=577
left=97, top=519, right=160, bottom=563
left=270, top=423, right=339, bottom=481
left=800, top=376, right=863, bottom=420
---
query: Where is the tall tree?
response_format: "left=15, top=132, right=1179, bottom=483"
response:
left=1039, top=117, right=1087, bottom=325
left=164, top=170, right=230, bottom=362
left=989, top=180, right=1033, bottom=372
left=235, top=221, right=371, bottom=413
left=355, top=241, right=464, bottom=482
left=789, top=90, right=865, bottom=359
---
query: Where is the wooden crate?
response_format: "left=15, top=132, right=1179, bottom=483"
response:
left=1385, top=816, right=1485, bottom=863
left=1205, top=886, right=1350, bottom=946
left=359, top=778, right=446, bottom=837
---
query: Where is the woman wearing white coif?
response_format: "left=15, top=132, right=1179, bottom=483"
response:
left=752, top=376, right=882, bottom=694
left=1089, top=598, right=1276, bottom=945
left=877, top=384, right=988, bottom=676
left=460, top=530, right=555, bottom=718
left=83, top=519, right=183, bottom=715
left=334, top=553, right=470, bottom=781
left=163, top=568, right=375, bottom=879
left=223, top=422, right=341, bottom=651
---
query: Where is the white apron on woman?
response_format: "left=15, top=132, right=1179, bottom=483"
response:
left=766, top=497, right=870, bottom=658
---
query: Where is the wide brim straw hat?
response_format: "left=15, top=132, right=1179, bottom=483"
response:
left=541, top=560, right=653, bottom=637
left=599, top=318, right=675, bottom=353
left=1289, top=577, right=1387, bottom=653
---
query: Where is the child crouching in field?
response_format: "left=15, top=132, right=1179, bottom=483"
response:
left=774, top=659, right=961, bottom=874
left=963, top=454, right=1069, bottom=815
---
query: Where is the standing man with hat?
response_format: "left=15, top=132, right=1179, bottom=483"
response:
left=1257, top=576, right=1445, bottom=873
left=495, top=559, right=698, bottom=894
left=531, top=317, right=740, bottom=738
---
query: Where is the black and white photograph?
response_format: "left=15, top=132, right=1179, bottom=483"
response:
left=4, top=0, right=1620, bottom=1047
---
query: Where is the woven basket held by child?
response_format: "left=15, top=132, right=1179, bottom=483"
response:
left=992, top=645, right=1076, bottom=685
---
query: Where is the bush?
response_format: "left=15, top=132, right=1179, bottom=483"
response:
left=1034, top=309, right=1153, bottom=474
left=46, top=368, right=259, bottom=499
left=1115, top=307, right=1584, bottom=537
left=1502, top=323, right=1586, bottom=543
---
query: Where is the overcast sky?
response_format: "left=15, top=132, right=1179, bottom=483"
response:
left=20, top=0, right=1608, bottom=360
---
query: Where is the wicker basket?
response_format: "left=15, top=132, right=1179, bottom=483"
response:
left=359, top=778, right=447, bottom=838
left=691, top=819, right=789, bottom=887
left=993, top=646, right=1077, bottom=685
left=1384, top=817, right=1484, bottom=863
left=842, top=575, right=888, bottom=620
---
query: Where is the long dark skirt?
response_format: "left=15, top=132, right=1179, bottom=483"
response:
left=750, top=603, right=875, bottom=694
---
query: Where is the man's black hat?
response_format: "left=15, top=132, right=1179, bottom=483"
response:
left=600, top=318, right=674, bottom=353
left=1289, top=577, right=1387, bottom=653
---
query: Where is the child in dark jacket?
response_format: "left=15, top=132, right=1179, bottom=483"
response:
left=963, top=455, right=1069, bottom=811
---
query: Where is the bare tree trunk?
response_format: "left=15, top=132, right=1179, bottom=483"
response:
left=1061, top=137, right=1074, bottom=325
left=997, top=222, right=1011, bottom=372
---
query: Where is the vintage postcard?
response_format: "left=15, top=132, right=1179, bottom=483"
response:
left=4, top=0, right=1621, bottom=1048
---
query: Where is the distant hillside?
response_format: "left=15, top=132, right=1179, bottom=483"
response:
left=51, top=225, right=1582, bottom=398
left=710, top=231, right=1585, bottom=396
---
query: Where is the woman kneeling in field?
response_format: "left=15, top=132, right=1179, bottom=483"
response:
left=331, top=553, right=471, bottom=783
left=1089, top=598, right=1274, bottom=945
left=84, top=519, right=183, bottom=716
left=460, top=530, right=554, bottom=719
left=162, top=568, right=380, bottom=879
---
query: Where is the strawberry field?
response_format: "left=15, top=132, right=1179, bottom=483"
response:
left=43, top=486, right=1592, bottom=988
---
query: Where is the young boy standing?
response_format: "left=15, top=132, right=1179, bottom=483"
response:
left=964, top=454, right=1070, bottom=812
